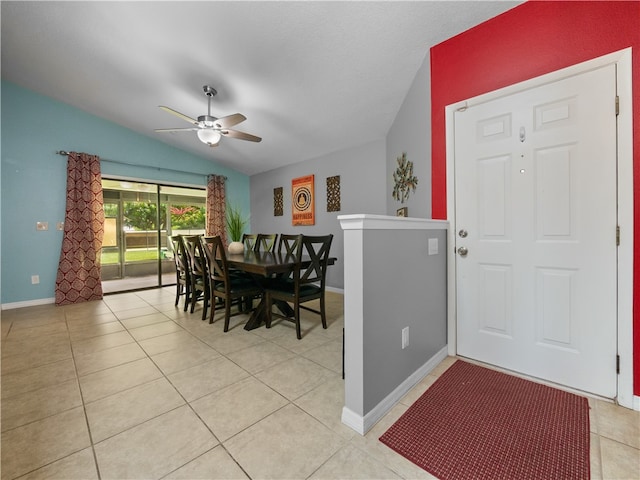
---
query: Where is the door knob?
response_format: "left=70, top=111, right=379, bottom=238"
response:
left=457, top=246, right=468, bottom=257
left=458, top=229, right=468, bottom=238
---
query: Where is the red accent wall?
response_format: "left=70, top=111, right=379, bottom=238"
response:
left=430, top=1, right=640, bottom=395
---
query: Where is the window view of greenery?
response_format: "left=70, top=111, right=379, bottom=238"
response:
left=170, top=205, right=205, bottom=230
left=100, top=180, right=206, bottom=284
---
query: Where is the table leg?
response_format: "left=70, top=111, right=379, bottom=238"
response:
left=243, top=298, right=294, bottom=330
left=274, top=300, right=293, bottom=316
left=244, top=297, right=266, bottom=330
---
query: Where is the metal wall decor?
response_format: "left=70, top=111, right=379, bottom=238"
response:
left=326, top=175, right=341, bottom=212
left=392, top=152, right=418, bottom=203
left=273, top=187, right=283, bottom=216
left=292, top=175, right=315, bottom=225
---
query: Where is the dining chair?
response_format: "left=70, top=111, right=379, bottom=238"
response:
left=242, top=233, right=257, bottom=251
left=201, top=235, right=264, bottom=331
left=183, top=235, right=210, bottom=320
left=237, top=233, right=279, bottom=310
left=254, top=233, right=278, bottom=253
left=169, top=235, right=191, bottom=311
left=265, top=234, right=333, bottom=339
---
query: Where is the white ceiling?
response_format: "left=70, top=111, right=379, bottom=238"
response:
left=1, top=1, right=520, bottom=176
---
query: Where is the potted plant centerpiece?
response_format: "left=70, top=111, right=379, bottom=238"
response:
left=226, top=203, right=248, bottom=254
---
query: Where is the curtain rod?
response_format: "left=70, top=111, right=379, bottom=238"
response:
left=55, top=151, right=226, bottom=180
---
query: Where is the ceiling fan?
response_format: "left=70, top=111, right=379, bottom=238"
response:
left=155, top=85, right=261, bottom=147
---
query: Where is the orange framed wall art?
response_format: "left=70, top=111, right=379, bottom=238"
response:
left=292, top=174, right=315, bottom=225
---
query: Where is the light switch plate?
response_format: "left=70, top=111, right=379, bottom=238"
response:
left=36, top=222, right=49, bottom=231
left=56, top=222, right=64, bottom=231
left=428, top=237, right=438, bottom=255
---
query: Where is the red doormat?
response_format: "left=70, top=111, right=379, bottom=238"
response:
left=379, top=360, right=590, bottom=480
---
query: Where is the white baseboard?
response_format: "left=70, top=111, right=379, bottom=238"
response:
left=341, top=406, right=366, bottom=435
left=326, top=286, right=344, bottom=294
left=633, top=395, right=640, bottom=411
left=1, top=297, right=55, bottom=310
left=342, top=345, right=449, bottom=435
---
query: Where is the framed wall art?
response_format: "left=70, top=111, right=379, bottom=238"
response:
left=292, top=174, right=315, bottom=225
left=326, top=175, right=341, bottom=212
left=273, top=187, right=283, bottom=216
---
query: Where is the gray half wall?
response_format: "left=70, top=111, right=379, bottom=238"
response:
left=340, top=214, right=448, bottom=434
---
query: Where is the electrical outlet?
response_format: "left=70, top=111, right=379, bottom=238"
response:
left=31, top=275, right=40, bottom=285
left=402, top=326, right=409, bottom=349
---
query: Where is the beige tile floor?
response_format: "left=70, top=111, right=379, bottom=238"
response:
left=1, top=289, right=638, bottom=479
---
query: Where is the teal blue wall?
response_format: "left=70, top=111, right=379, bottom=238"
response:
left=1, top=81, right=250, bottom=305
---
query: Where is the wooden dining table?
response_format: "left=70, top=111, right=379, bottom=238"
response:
left=225, top=250, right=336, bottom=330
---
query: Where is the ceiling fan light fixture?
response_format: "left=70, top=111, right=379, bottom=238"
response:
left=197, top=128, right=221, bottom=145
left=157, top=87, right=259, bottom=146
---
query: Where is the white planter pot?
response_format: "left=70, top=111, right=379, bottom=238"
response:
left=228, top=241, right=244, bottom=254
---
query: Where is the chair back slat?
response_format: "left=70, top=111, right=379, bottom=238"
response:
left=255, top=233, right=278, bottom=253
left=183, top=235, right=207, bottom=278
left=242, top=233, right=257, bottom=251
left=298, top=235, right=333, bottom=286
left=278, top=234, right=302, bottom=256
left=170, top=235, right=188, bottom=274
left=201, top=236, right=229, bottom=283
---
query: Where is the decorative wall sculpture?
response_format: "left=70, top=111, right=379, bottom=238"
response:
left=292, top=175, right=315, bottom=225
left=274, top=187, right=283, bottom=216
left=392, top=152, right=418, bottom=203
left=326, top=175, right=341, bottom=212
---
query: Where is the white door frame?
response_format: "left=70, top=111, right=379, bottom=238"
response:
left=445, top=48, right=635, bottom=409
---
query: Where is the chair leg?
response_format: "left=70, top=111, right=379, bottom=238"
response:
left=243, top=296, right=253, bottom=311
left=190, top=292, right=197, bottom=313
left=320, top=294, right=327, bottom=329
left=223, top=299, right=231, bottom=332
left=265, top=293, right=272, bottom=329
left=184, top=283, right=191, bottom=312
left=201, top=289, right=209, bottom=321
left=174, top=283, right=181, bottom=306
left=209, top=293, right=216, bottom=324
left=295, top=302, right=302, bottom=340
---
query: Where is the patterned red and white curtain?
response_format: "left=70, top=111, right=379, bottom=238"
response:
left=205, top=174, right=227, bottom=245
left=55, top=152, right=104, bottom=305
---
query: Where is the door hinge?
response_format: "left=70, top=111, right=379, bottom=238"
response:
left=616, top=355, right=620, bottom=374
left=615, top=96, right=620, bottom=116
left=616, top=225, right=620, bottom=246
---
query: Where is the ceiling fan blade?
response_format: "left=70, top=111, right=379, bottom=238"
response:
left=154, top=127, right=199, bottom=133
left=159, top=106, right=198, bottom=125
left=213, top=113, right=246, bottom=129
left=221, top=129, right=262, bottom=143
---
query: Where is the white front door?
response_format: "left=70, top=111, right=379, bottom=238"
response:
left=454, top=64, right=618, bottom=398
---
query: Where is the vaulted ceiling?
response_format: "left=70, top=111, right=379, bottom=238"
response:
left=1, top=1, right=520, bottom=175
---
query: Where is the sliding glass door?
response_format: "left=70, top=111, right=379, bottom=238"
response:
left=101, top=179, right=206, bottom=293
